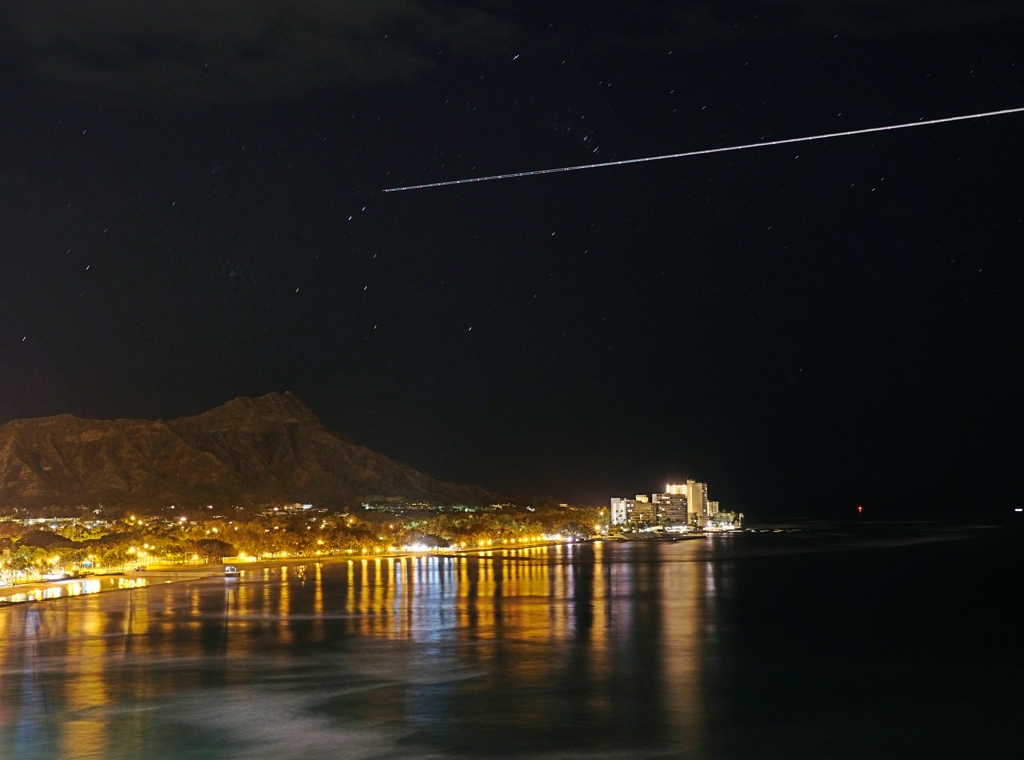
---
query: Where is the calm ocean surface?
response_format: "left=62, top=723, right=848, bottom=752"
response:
left=2, top=526, right=1022, bottom=759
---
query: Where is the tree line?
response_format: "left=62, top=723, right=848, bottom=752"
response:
left=0, top=504, right=606, bottom=581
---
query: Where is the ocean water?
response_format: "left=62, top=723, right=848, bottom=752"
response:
left=1, top=526, right=1021, bottom=759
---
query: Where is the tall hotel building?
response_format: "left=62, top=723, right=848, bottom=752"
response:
left=651, top=484, right=688, bottom=525
left=612, top=480, right=719, bottom=527
left=686, top=480, right=709, bottom=522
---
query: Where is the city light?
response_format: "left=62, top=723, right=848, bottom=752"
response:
left=1, top=496, right=614, bottom=592
left=610, top=481, right=740, bottom=532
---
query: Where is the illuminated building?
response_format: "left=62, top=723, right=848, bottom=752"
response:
left=613, top=481, right=721, bottom=529
left=652, top=486, right=688, bottom=526
left=686, top=480, right=709, bottom=524
left=610, top=498, right=627, bottom=524
left=610, top=496, right=657, bottom=525
left=650, top=481, right=706, bottom=526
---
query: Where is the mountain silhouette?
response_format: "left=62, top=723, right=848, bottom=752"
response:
left=0, top=393, right=497, bottom=511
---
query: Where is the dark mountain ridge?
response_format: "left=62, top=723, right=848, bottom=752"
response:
left=0, top=393, right=498, bottom=511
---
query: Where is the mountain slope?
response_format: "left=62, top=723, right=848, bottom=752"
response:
left=0, top=393, right=497, bottom=510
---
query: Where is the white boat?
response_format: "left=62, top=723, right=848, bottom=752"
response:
left=223, top=565, right=241, bottom=579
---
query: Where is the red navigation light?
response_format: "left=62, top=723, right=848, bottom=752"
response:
left=857, top=505, right=863, bottom=514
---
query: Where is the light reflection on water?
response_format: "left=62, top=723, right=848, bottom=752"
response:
left=0, top=577, right=146, bottom=605
left=3, top=530, right=1018, bottom=759
left=0, top=542, right=718, bottom=759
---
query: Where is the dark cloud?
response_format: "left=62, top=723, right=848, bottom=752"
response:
left=5, top=1, right=1016, bottom=105
left=0, top=0, right=515, bottom=102
left=510, top=2, right=1024, bottom=53
left=663, top=1, right=1024, bottom=48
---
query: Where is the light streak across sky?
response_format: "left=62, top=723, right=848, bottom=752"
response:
left=383, top=106, right=1024, bottom=193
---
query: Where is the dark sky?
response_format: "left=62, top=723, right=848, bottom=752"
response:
left=2, top=1, right=1023, bottom=516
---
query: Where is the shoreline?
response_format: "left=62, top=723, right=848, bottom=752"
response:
left=0, top=567, right=213, bottom=607
left=0, top=536, right=717, bottom=608
left=0, top=543, right=558, bottom=607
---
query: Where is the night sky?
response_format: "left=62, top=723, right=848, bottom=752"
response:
left=2, top=1, right=1023, bottom=516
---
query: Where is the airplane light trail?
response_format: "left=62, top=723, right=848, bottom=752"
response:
left=383, top=106, right=1024, bottom=192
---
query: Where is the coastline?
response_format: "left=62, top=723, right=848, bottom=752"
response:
left=0, top=535, right=718, bottom=608
left=0, top=567, right=213, bottom=607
